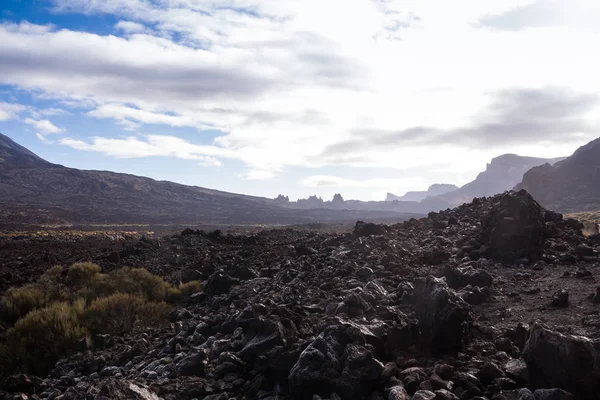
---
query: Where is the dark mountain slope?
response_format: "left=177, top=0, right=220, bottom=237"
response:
left=516, top=137, right=600, bottom=211
left=0, top=134, right=416, bottom=225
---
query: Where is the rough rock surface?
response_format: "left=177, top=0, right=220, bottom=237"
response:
left=1, top=190, right=599, bottom=400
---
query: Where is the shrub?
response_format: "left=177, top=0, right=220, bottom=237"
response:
left=1, top=284, right=47, bottom=322
left=82, top=293, right=171, bottom=336
left=79, top=267, right=173, bottom=303
left=179, top=281, right=203, bottom=297
left=5, top=302, right=88, bottom=375
left=67, top=262, right=101, bottom=288
left=37, top=265, right=70, bottom=303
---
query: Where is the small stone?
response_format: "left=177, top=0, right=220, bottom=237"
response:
left=551, top=289, right=569, bottom=307
left=411, top=390, right=436, bottom=400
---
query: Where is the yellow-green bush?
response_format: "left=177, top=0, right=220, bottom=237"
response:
left=0, top=263, right=180, bottom=376
left=0, top=284, right=47, bottom=322
left=83, top=293, right=171, bottom=336
left=179, top=281, right=203, bottom=297
left=67, top=262, right=101, bottom=288
left=5, top=302, right=88, bottom=375
left=79, top=267, right=173, bottom=303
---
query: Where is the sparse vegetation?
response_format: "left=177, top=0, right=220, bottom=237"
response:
left=0, top=284, right=48, bottom=322
left=83, top=293, right=171, bottom=336
left=179, top=280, right=203, bottom=297
left=5, top=302, right=88, bottom=375
left=0, top=262, right=200, bottom=376
left=67, top=262, right=101, bottom=287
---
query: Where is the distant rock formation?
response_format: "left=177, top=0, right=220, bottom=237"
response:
left=516, top=137, right=600, bottom=212
left=387, top=183, right=458, bottom=202
left=438, top=154, right=564, bottom=206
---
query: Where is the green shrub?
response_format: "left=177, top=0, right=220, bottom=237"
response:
left=78, top=267, right=172, bottom=303
left=82, top=293, right=171, bottom=336
left=67, top=262, right=101, bottom=288
left=179, top=281, right=203, bottom=297
left=1, top=284, right=47, bottom=322
left=5, top=302, right=88, bottom=375
left=38, top=265, right=70, bottom=303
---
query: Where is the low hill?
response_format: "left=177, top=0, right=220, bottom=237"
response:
left=0, top=134, right=418, bottom=226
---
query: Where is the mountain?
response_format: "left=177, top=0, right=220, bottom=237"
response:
left=516, top=137, right=600, bottom=212
left=0, top=134, right=418, bottom=226
left=437, top=154, right=564, bottom=206
left=386, top=183, right=458, bottom=202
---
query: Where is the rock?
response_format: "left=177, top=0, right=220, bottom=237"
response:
left=434, top=389, right=459, bottom=400
left=411, top=390, right=436, bottom=400
left=412, top=276, right=472, bottom=354
left=384, top=320, right=419, bottom=358
left=504, top=359, right=528, bottom=383
left=0, top=374, right=43, bottom=394
left=575, top=244, right=595, bottom=259
left=176, top=352, right=207, bottom=377
left=181, top=269, right=202, bottom=283
left=592, top=287, right=600, bottom=304
left=523, top=321, right=600, bottom=399
left=400, top=367, right=428, bottom=394
left=204, top=273, right=239, bottom=295
left=533, top=389, right=574, bottom=400
left=550, top=290, right=569, bottom=308
left=234, top=265, right=258, bottom=280
left=443, top=266, right=494, bottom=289
left=388, top=386, right=410, bottom=400
left=357, top=266, right=374, bottom=279
left=476, top=361, right=505, bottom=384
left=458, top=285, right=491, bottom=305
left=288, top=324, right=384, bottom=400
left=94, top=379, right=160, bottom=400
left=354, top=221, right=388, bottom=237
left=479, top=190, right=547, bottom=262
left=517, top=388, right=535, bottom=400
left=295, top=244, right=317, bottom=256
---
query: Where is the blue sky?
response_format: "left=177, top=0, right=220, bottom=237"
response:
left=1, top=0, right=599, bottom=200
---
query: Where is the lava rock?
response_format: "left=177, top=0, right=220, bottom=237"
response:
left=523, top=321, right=600, bottom=399
left=443, top=266, right=494, bottom=289
left=550, top=290, right=569, bottom=308
left=533, top=388, right=574, bottom=400
left=479, top=190, right=547, bottom=263
left=412, top=276, right=472, bottom=354
left=476, top=361, right=505, bottom=384
left=176, top=352, right=207, bottom=377
left=94, top=379, right=160, bottom=400
left=288, top=324, right=384, bottom=400
left=204, top=273, right=239, bottom=295
left=353, top=221, right=388, bottom=237
left=412, top=390, right=436, bottom=400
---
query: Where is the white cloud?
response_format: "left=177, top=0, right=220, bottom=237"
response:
left=59, top=134, right=235, bottom=162
left=0, top=102, right=27, bottom=121
left=24, top=118, right=63, bottom=135
left=114, top=20, right=146, bottom=33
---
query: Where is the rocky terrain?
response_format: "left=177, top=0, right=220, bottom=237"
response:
left=2, top=190, right=600, bottom=400
left=517, top=137, right=600, bottom=212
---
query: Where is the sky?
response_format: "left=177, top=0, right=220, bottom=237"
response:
left=1, top=0, right=599, bottom=201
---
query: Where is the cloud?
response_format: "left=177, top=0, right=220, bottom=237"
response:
left=24, top=118, right=63, bottom=135
left=60, top=134, right=234, bottom=160
left=476, top=0, right=600, bottom=31
left=320, top=87, right=599, bottom=160
left=0, top=102, right=27, bottom=121
left=88, top=104, right=214, bottom=130
left=303, top=175, right=428, bottom=189
left=114, top=20, right=146, bottom=34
